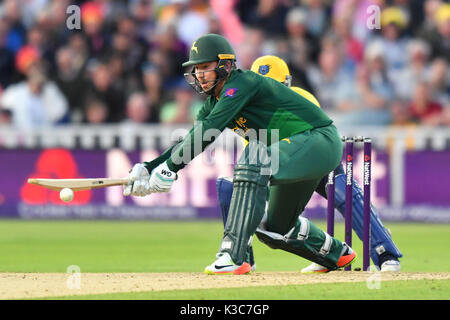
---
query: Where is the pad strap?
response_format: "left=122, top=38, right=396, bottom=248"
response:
left=319, top=232, right=333, bottom=256
left=297, top=217, right=310, bottom=240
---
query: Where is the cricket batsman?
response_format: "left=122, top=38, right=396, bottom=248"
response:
left=216, top=55, right=402, bottom=273
left=123, top=34, right=357, bottom=275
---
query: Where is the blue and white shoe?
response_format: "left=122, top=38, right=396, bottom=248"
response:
left=380, top=260, right=401, bottom=272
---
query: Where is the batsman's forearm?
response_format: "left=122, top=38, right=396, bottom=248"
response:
left=143, top=125, right=200, bottom=173
left=143, top=144, right=177, bottom=173
left=166, top=119, right=224, bottom=172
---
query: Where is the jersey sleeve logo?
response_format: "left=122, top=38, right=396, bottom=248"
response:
left=258, top=65, right=270, bottom=75
left=224, top=88, right=238, bottom=97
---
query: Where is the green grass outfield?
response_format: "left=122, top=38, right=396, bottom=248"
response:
left=0, top=219, right=449, bottom=299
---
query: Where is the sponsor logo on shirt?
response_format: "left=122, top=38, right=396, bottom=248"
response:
left=224, top=88, right=238, bottom=97
left=232, top=117, right=249, bottom=135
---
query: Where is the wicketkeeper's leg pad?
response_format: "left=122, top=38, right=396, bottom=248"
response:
left=216, top=176, right=233, bottom=226
left=333, top=173, right=403, bottom=267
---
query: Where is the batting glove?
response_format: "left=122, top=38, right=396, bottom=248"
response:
left=149, top=161, right=177, bottom=193
left=123, top=163, right=151, bottom=197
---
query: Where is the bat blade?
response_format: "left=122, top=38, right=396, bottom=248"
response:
left=27, top=178, right=129, bottom=191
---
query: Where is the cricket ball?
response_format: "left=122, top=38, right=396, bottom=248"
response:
left=60, top=188, right=74, bottom=202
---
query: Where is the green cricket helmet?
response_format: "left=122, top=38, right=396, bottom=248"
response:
left=183, top=34, right=236, bottom=95
left=182, top=33, right=236, bottom=67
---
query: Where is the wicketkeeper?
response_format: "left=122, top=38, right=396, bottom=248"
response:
left=124, top=34, right=357, bottom=275
left=216, top=55, right=402, bottom=273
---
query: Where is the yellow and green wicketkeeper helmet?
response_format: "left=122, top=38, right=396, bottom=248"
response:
left=251, top=55, right=292, bottom=87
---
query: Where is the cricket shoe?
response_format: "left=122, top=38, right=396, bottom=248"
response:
left=301, top=243, right=356, bottom=274
left=380, top=260, right=401, bottom=272
left=336, top=243, right=357, bottom=268
left=301, top=263, right=328, bottom=274
left=204, top=252, right=252, bottom=275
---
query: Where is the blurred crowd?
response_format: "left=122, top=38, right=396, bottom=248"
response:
left=0, top=0, right=448, bottom=130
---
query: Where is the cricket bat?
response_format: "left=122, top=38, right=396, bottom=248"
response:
left=27, top=178, right=129, bottom=191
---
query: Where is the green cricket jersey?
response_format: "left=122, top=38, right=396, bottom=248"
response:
left=145, top=69, right=333, bottom=173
